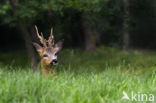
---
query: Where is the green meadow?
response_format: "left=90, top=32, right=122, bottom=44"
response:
left=0, top=47, right=156, bottom=103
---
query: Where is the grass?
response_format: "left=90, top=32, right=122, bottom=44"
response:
left=0, top=47, right=156, bottom=103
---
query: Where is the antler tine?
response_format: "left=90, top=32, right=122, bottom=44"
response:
left=40, top=32, right=47, bottom=48
left=35, top=25, right=41, bottom=40
left=35, top=25, right=47, bottom=48
left=48, top=28, right=54, bottom=47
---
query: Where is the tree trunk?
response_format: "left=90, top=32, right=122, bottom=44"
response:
left=17, top=22, right=38, bottom=68
left=9, top=0, right=37, bottom=69
left=123, top=0, right=130, bottom=50
left=80, top=11, right=96, bottom=51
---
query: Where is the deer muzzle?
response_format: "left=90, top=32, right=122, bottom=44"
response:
left=50, top=59, right=58, bottom=65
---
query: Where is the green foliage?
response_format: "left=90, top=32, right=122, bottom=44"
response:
left=0, top=0, right=155, bottom=48
left=0, top=0, right=108, bottom=24
left=0, top=49, right=156, bottom=103
left=42, top=0, right=107, bottom=12
left=0, top=1, right=15, bottom=25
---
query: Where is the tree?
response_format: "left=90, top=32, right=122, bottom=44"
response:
left=80, top=11, right=96, bottom=50
left=0, top=0, right=38, bottom=68
left=123, top=0, right=130, bottom=50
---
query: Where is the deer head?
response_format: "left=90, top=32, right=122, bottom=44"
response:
left=33, top=26, right=63, bottom=67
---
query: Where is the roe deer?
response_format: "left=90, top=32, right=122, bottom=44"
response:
left=33, top=26, right=63, bottom=75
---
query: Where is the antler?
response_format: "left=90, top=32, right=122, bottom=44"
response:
left=48, top=28, right=54, bottom=47
left=35, top=26, right=47, bottom=48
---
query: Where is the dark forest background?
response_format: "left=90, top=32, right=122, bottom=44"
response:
left=0, top=0, right=156, bottom=68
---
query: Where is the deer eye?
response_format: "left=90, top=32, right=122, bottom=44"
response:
left=43, top=54, right=48, bottom=57
left=54, top=53, right=58, bottom=56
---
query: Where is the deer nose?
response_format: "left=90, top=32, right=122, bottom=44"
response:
left=50, top=59, right=58, bottom=65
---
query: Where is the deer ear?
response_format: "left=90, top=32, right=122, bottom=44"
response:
left=54, top=39, right=64, bottom=52
left=32, top=42, right=43, bottom=53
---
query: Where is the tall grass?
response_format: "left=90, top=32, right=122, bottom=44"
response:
left=0, top=47, right=156, bottom=103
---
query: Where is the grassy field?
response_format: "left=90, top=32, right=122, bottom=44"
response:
left=0, top=47, right=156, bottom=103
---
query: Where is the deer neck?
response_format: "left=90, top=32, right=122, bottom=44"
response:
left=41, top=61, right=56, bottom=75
